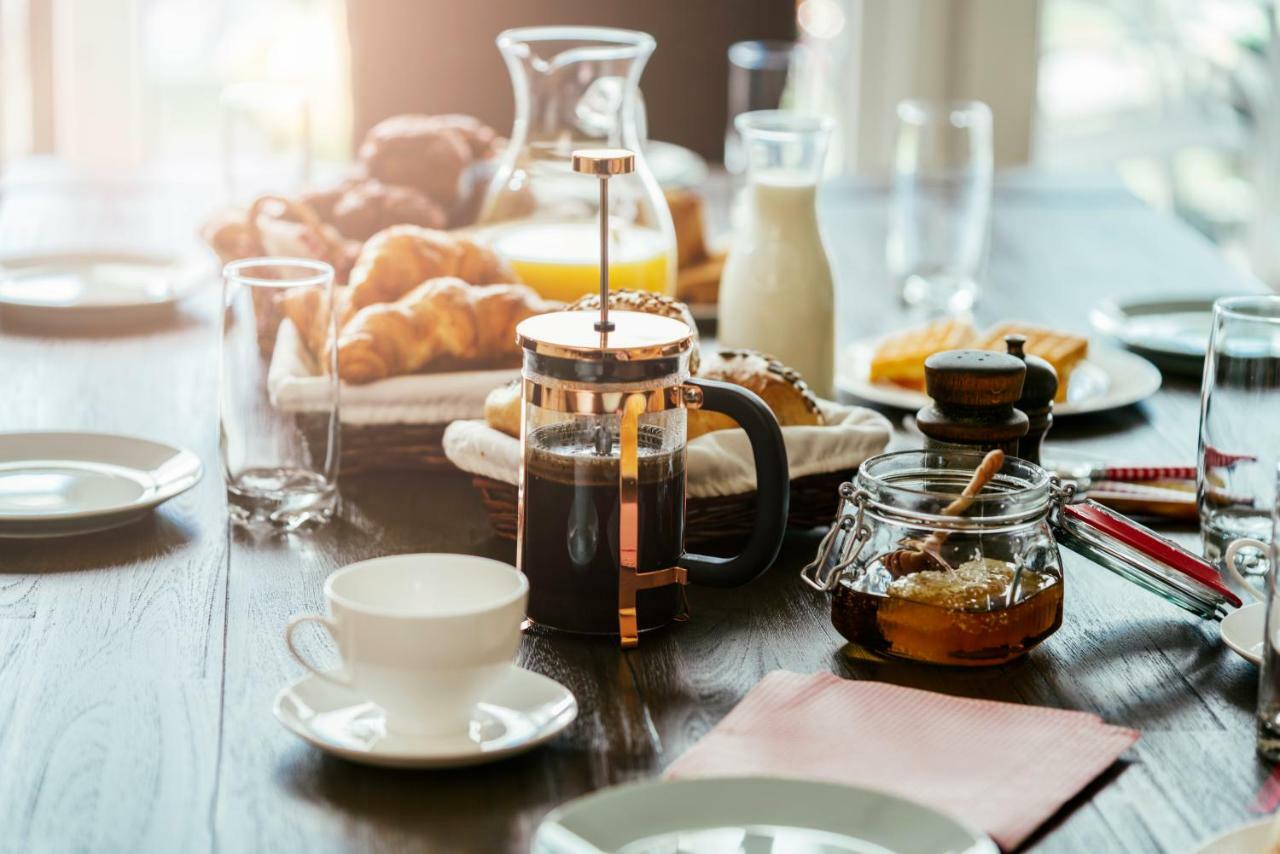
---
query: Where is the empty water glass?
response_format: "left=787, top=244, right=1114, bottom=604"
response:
left=724, top=40, right=804, bottom=175
left=1198, top=295, right=1280, bottom=574
left=1222, top=468, right=1280, bottom=760
left=887, top=99, right=993, bottom=315
left=220, top=258, right=338, bottom=530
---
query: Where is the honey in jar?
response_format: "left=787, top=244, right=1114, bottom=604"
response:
left=832, top=558, right=1064, bottom=666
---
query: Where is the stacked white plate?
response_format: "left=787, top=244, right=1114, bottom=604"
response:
left=0, top=432, right=202, bottom=538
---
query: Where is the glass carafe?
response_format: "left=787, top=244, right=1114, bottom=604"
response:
left=516, top=309, right=789, bottom=647
left=478, top=27, right=676, bottom=302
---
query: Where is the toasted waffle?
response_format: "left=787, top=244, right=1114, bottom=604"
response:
left=974, top=322, right=1088, bottom=403
left=868, top=318, right=977, bottom=390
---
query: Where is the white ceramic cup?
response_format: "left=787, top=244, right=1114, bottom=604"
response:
left=1223, top=538, right=1267, bottom=603
left=285, top=553, right=528, bottom=737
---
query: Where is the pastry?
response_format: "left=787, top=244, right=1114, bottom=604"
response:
left=347, top=225, right=517, bottom=310
left=688, top=349, right=825, bottom=439
left=484, top=381, right=522, bottom=437
left=202, top=195, right=361, bottom=285
left=298, top=186, right=347, bottom=223
left=565, top=289, right=701, bottom=373
left=278, top=286, right=355, bottom=366
left=357, top=114, right=496, bottom=209
left=665, top=188, right=728, bottom=305
left=330, top=180, right=447, bottom=240
left=676, top=249, right=725, bottom=306
left=868, top=318, right=977, bottom=391
left=335, top=278, right=555, bottom=383
left=974, top=322, right=1087, bottom=403
left=665, top=188, right=707, bottom=269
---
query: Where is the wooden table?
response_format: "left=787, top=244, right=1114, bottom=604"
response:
left=0, top=170, right=1268, bottom=853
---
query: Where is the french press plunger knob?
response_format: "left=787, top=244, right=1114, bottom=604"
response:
left=571, top=149, right=636, bottom=333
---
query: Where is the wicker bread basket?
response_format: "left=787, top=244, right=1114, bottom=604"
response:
left=470, top=469, right=855, bottom=545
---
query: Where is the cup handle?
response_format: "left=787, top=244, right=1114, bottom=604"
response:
left=1223, top=538, right=1268, bottom=603
left=284, top=615, right=352, bottom=687
left=679, top=377, right=790, bottom=587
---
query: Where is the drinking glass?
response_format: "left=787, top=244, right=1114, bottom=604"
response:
left=723, top=40, right=804, bottom=174
left=1243, top=470, right=1280, bottom=760
left=220, top=258, right=338, bottom=530
left=221, top=82, right=312, bottom=205
left=1198, top=295, right=1280, bottom=574
left=887, top=99, right=993, bottom=315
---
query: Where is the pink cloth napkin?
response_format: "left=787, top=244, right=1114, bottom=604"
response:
left=665, top=671, right=1139, bottom=850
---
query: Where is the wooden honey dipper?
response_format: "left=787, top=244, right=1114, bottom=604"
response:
left=882, top=449, right=1006, bottom=577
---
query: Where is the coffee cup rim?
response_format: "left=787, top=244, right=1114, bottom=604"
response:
left=323, top=553, right=528, bottom=619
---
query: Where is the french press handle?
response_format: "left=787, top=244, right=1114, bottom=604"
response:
left=678, top=378, right=790, bottom=586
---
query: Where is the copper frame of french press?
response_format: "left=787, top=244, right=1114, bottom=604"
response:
left=520, top=362, right=703, bottom=648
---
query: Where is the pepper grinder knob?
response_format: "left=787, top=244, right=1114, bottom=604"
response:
left=1004, top=333, right=1058, bottom=466
left=573, top=149, right=636, bottom=334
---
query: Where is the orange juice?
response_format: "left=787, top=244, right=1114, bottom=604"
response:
left=486, top=222, right=672, bottom=302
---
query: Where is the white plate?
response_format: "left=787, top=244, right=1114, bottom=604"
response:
left=1221, top=602, right=1265, bottom=665
left=838, top=341, right=1162, bottom=417
left=533, top=776, right=997, bottom=854
left=0, top=432, right=203, bottom=538
left=0, top=252, right=210, bottom=325
left=1194, top=817, right=1275, bottom=853
left=274, top=665, right=577, bottom=769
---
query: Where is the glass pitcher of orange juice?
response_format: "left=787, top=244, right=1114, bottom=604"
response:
left=477, top=27, right=676, bottom=301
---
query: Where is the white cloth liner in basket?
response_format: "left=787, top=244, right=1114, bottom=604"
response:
left=267, top=319, right=520, bottom=426
left=443, top=401, right=893, bottom=498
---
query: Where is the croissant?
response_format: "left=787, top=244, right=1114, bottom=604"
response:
left=347, top=225, right=517, bottom=311
left=278, top=286, right=355, bottom=366
left=336, top=277, right=556, bottom=383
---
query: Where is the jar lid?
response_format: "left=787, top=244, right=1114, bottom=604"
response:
left=517, top=310, right=693, bottom=383
left=1052, top=498, right=1240, bottom=619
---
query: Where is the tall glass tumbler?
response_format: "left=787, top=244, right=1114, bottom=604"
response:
left=887, top=99, right=993, bottom=315
left=724, top=40, right=804, bottom=174
left=220, top=258, right=338, bottom=530
left=1236, top=473, right=1280, bottom=759
left=1198, top=295, right=1280, bottom=574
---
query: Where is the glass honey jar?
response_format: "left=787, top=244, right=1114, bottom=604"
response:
left=803, top=449, right=1240, bottom=667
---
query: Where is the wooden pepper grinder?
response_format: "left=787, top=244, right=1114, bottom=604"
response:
left=916, top=349, right=1029, bottom=456
left=1004, top=334, right=1058, bottom=465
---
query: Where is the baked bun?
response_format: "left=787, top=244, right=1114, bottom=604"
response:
left=665, top=188, right=707, bottom=269
left=357, top=114, right=497, bottom=210
left=484, top=381, right=522, bottom=437
left=688, top=349, right=824, bottom=439
left=565, top=289, right=700, bottom=373
left=330, top=180, right=447, bottom=240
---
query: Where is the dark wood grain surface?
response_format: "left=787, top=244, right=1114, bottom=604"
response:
left=0, top=168, right=1269, bottom=853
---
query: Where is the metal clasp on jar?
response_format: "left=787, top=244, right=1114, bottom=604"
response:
left=1047, top=476, right=1078, bottom=523
left=800, top=483, right=873, bottom=591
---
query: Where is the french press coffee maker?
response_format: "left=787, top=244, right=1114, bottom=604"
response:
left=515, top=149, right=791, bottom=646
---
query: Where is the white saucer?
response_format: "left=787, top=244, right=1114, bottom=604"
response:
left=0, top=432, right=202, bottom=538
left=838, top=340, right=1162, bottom=417
left=0, top=252, right=210, bottom=326
left=274, top=664, right=577, bottom=768
left=533, top=776, right=997, bottom=854
left=1221, top=602, right=1265, bottom=665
